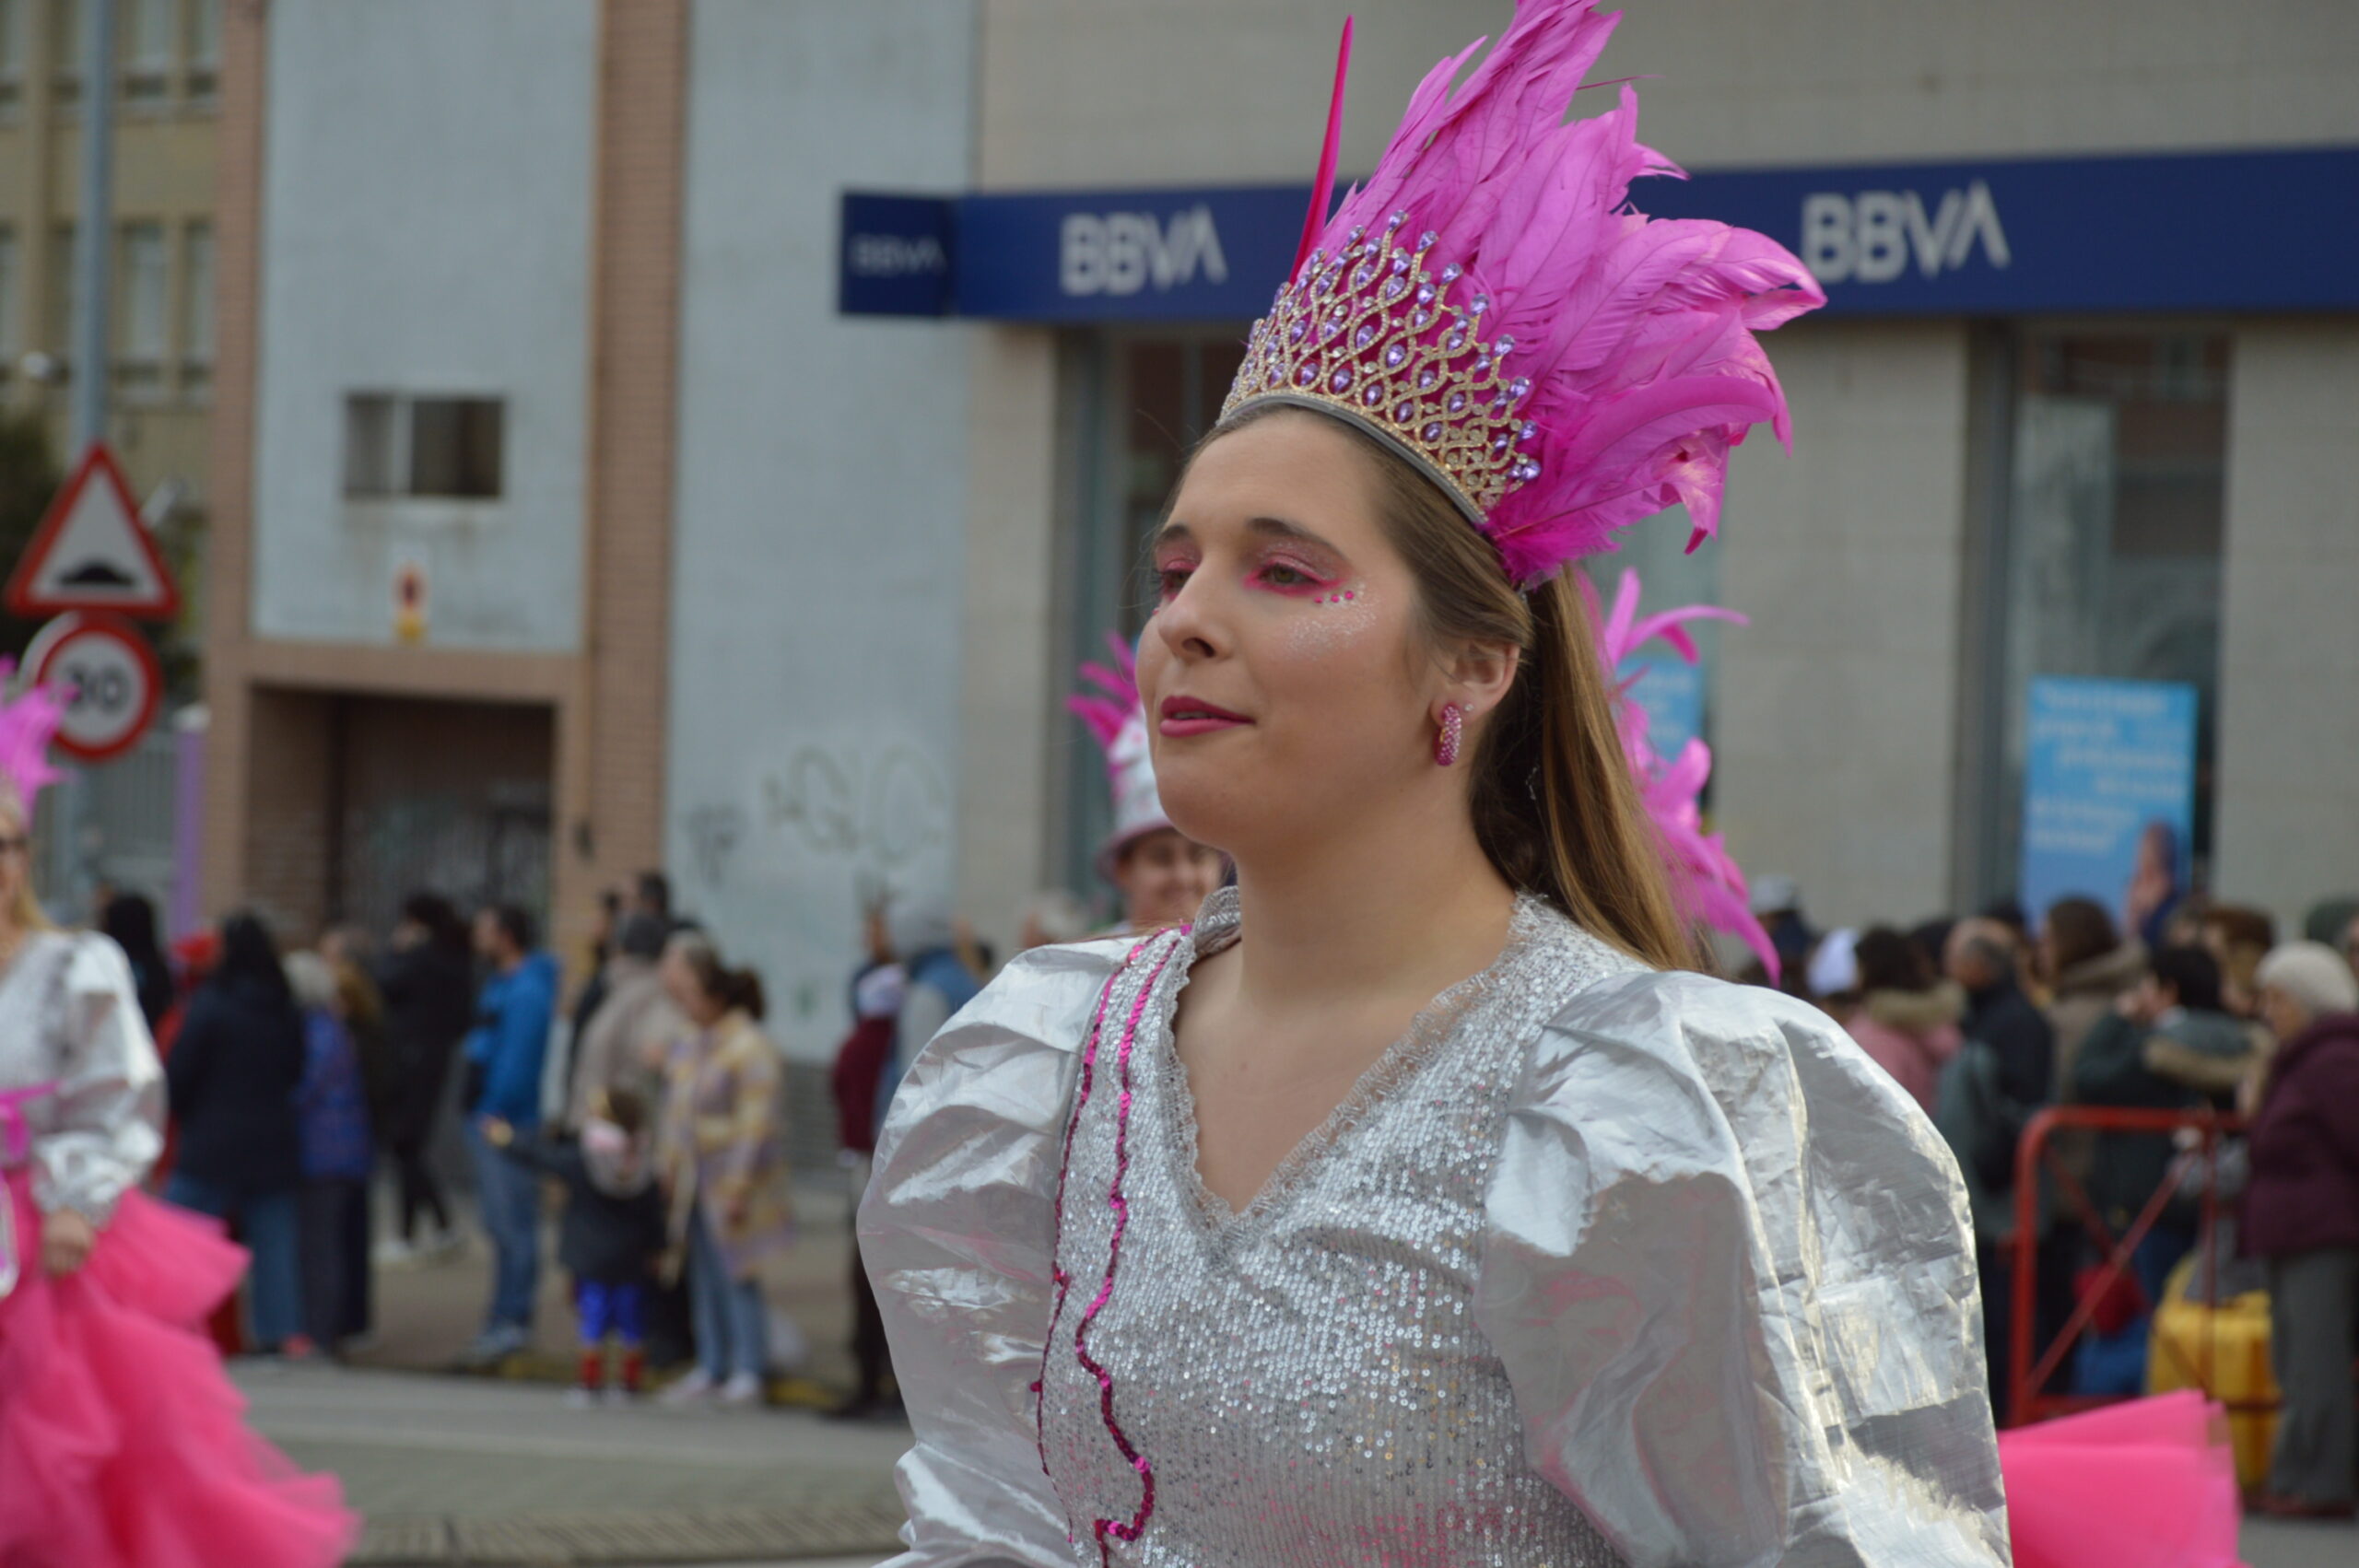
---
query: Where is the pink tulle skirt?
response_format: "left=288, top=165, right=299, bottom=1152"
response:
left=2001, top=1391, right=2248, bottom=1568
left=0, top=1173, right=358, bottom=1568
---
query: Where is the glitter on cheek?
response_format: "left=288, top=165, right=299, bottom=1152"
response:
left=1279, top=582, right=1382, bottom=662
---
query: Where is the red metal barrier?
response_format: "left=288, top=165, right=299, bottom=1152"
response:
left=2006, top=1105, right=2256, bottom=1430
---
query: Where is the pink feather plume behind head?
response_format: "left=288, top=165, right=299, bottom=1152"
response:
left=1586, top=570, right=1778, bottom=979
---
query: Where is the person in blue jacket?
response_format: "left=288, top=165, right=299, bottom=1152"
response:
left=460, top=903, right=557, bottom=1364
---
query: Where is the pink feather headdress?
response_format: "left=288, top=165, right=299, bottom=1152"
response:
left=0, top=661, right=68, bottom=813
left=1223, top=0, right=1824, bottom=586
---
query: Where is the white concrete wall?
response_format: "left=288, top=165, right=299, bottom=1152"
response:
left=1714, top=321, right=1972, bottom=931
left=251, top=0, right=594, bottom=651
left=2214, top=322, right=2359, bottom=937
left=977, top=0, right=2359, bottom=186
left=666, top=0, right=976, bottom=1059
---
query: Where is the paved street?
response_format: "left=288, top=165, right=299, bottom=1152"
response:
left=239, top=1357, right=2357, bottom=1568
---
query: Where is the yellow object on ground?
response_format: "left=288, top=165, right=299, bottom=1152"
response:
left=2145, top=1254, right=2280, bottom=1492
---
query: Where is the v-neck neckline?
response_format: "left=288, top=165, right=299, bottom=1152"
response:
left=1149, top=888, right=1546, bottom=1248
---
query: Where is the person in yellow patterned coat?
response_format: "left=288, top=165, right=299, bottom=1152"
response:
left=653, top=930, right=793, bottom=1409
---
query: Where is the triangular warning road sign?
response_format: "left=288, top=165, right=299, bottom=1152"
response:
left=6, top=444, right=181, bottom=620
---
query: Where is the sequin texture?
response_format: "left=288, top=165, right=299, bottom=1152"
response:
left=1036, top=889, right=1638, bottom=1566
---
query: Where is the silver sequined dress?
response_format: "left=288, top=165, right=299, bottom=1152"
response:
left=862, top=889, right=2011, bottom=1568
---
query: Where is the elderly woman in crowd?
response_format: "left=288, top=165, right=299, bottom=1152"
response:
left=2244, top=941, right=2359, bottom=1520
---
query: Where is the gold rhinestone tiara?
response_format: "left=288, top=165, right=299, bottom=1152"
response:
left=1220, top=210, right=1543, bottom=529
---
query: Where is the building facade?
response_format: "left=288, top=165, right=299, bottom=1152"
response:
left=206, top=1, right=2359, bottom=1057
left=0, top=0, right=220, bottom=498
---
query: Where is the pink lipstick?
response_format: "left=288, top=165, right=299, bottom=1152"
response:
left=1158, top=695, right=1252, bottom=736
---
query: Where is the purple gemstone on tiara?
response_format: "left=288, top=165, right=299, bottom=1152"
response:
left=1447, top=392, right=1469, bottom=415
left=1387, top=209, right=1408, bottom=230
left=1469, top=295, right=1491, bottom=316
left=1352, top=263, right=1377, bottom=288
left=1509, top=377, right=1532, bottom=401
left=1382, top=276, right=1408, bottom=303
left=1495, top=334, right=1517, bottom=355
left=1315, top=272, right=1335, bottom=296
left=1383, top=342, right=1408, bottom=369
left=1444, top=329, right=1469, bottom=353
left=1348, top=225, right=1367, bottom=243
left=1410, top=307, right=1435, bottom=330
left=1296, top=362, right=1320, bottom=388
left=1394, top=401, right=1415, bottom=422
left=1418, top=229, right=1439, bottom=250
left=1474, top=355, right=1492, bottom=372
left=1520, top=421, right=1538, bottom=441
left=1414, top=283, right=1437, bottom=307
left=1362, top=384, right=1384, bottom=407
left=1391, top=252, right=1411, bottom=274
left=1440, top=263, right=1463, bottom=284
left=1422, top=421, right=1445, bottom=442
left=1493, top=433, right=1512, bottom=452
left=1354, top=322, right=1378, bottom=350
left=1331, top=368, right=1354, bottom=392
left=1416, top=366, right=1440, bottom=391
left=1288, top=316, right=1309, bottom=344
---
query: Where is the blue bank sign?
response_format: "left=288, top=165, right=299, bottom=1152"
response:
left=840, top=145, right=2359, bottom=322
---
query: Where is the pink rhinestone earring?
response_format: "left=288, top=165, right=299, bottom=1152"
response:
left=1434, top=702, right=1464, bottom=768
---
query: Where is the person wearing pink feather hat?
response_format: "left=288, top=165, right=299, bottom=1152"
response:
left=1069, top=634, right=1226, bottom=936
left=0, top=668, right=357, bottom=1567
left=859, top=6, right=2236, bottom=1565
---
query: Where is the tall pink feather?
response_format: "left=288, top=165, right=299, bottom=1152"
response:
left=0, top=660, right=68, bottom=812
left=1586, top=571, right=1778, bottom=980
left=1067, top=631, right=1141, bottom=756
left=1291, top=18, right=1355, bottom=278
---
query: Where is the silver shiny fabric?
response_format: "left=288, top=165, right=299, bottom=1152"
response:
left=0, top=932, right=164, bottom=1299
left=862, top=890, right=2010, bottom=1568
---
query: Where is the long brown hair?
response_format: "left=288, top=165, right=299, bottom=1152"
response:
left=1193, top=405, right=1699, bottom=972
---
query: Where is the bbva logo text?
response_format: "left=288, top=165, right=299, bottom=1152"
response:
left=1061, top=206, right=1230, bottom=298
left=1802, top=180, right=2011, bottom=285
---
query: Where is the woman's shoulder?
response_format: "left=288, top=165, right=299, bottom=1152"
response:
left=1522, top=966, right=1914, bottom=1127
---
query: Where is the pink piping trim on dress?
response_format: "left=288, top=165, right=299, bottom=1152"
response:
left=1073, top=935, right=1184, bottom=1562
left=1033, top=934, right=1159, bottom=1491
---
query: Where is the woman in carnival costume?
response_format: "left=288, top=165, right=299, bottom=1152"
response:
left=0, top=673, right=356, bottom=1568
left=863, top=4, right=2242, bottom=1565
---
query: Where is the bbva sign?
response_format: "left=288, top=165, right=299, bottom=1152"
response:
left=1801, top=180, right=2011, bottom=285
left=1060, top=205, right=1231, bottom=298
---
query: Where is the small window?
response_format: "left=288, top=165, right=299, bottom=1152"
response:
left=121, top=0, right=169, bottom=100
left=117, top=221, right=167, bottom=381
left=187, top=0, right=218, bottom=76
left=0, top=0, right=28, bottom=110
left=47, top=0, right=76, bottom=100
left=181, top=220, right=213, bottom=390
left=344, top=393, right=398, bottom=497
left=0, top=228, right=18, bottom=370
left=343, top=393, right=505, bottom=502
left=409, top=397, right=504, bottom=498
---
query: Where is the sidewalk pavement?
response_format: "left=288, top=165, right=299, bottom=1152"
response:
left=238, top=1360, right=907, bottom=1566
left=236, top=1359, right=2355, bottom=1568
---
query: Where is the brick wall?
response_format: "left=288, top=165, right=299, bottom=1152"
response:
left=555, top=0, right=689, bottom=969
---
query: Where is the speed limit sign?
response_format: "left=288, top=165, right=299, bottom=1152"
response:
left=24, top=613, right=162, bottom=763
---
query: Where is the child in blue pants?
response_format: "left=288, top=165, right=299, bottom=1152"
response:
left=488, top=1087, right=666, bottom=1403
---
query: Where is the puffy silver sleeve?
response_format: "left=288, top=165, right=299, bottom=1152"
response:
left=1476, top=971, right=2010, bottom=1568
left=858, top=939, right=1127, bottom=1568
left=33, top=935, right=164, bottom=1223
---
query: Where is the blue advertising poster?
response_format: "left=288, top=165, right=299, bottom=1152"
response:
left=1620, top=655, right=1705, bottom=766
left=2020, top=677, right=2198, bottom=930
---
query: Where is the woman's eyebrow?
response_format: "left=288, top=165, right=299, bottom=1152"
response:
left=1245, top=515, right=1340, bottom=554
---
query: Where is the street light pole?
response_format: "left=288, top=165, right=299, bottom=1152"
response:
left=70, top=0, right=118, bottom=454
